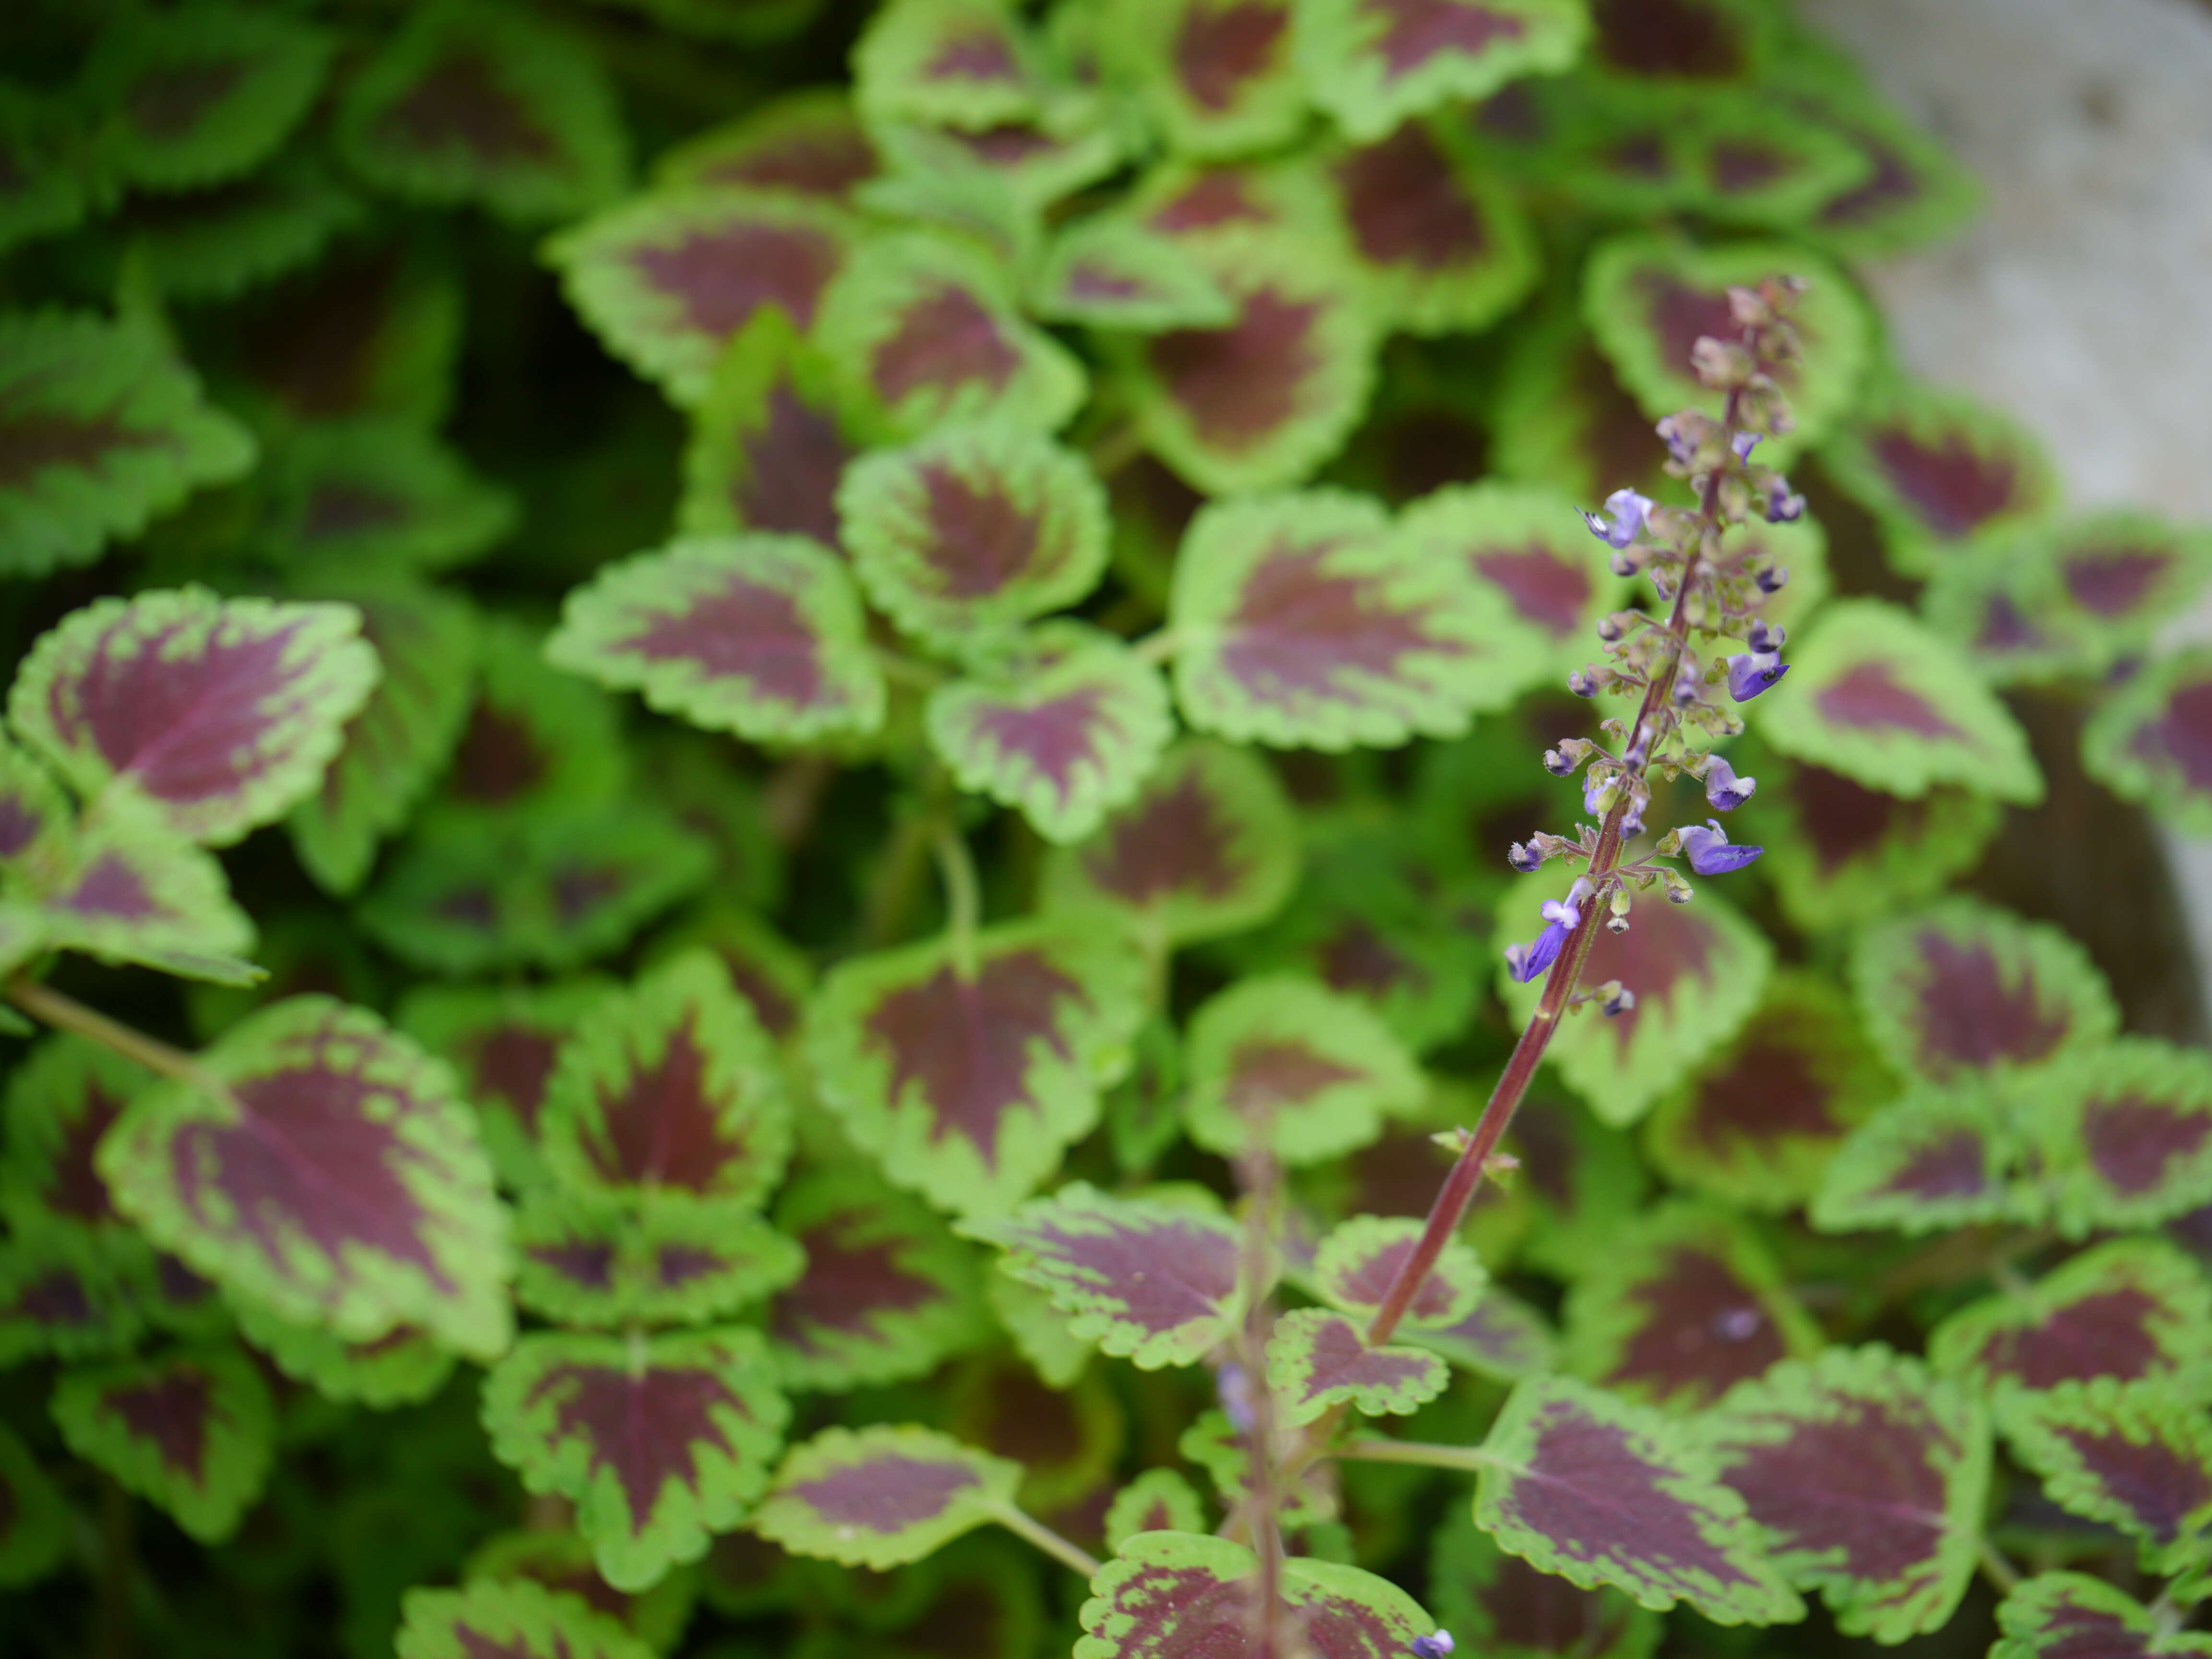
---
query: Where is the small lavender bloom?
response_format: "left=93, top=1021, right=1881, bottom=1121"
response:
left=1621, top=799, right=1646, bottom=837
left=1681, top=818, right=1763, bottom=875
left=1727, top=650, right=1789, bottom=702
left=1761, top=477, right=1805, bottom=523
left=1602, top=985, right=1636, bottom=1017
left=1745, top=618, right=1785, bottom=654
left=1756, top=564, right=1790, bottom=594
left=1581, top=487, right=1654, bottom=550
left=1507, top=841, right=1543, bottom=874
left=1216, top=1362, right=1256, bottom=1433
left=1609, top=548, right=1638, bottom=578
left=1731, top=431, right=1760, bottom=460
left=1412, top=1635, right=1456, bottom=1659
left=1568, top=668, right=1599, bottom=698
left=1583, top=773, right=1612, bottom=817
left=1504, top=922, right=1569, bottom=984
left=1656, top=414, right=1698, bottom=466
left=1703, top=755, right=1756, bottom=811
left=1542, top=747, right=1575, bottom=776
left=1542, top=893, right=1584, bottom=931
left=1673, top=662, right=1703, bottom=705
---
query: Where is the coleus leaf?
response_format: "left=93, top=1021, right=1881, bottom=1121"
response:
left=752, top=1424, right=1018, bottom=1569
left=397, top=1578, right=658, bottom=1659
left=1123, top=154, right=1343, bottom=254
left=1849, top=898, right=2118, bottom=1087
left=1182, top=976, right=1426, bottom=1165
left=1106, top=0, right=1302, bottom=158
left=853, top=0, right=1055, bottom=132
left=1642, top=971, right=1896, bottom=1215
left=1929, top=1238, right=2212, bottom=1398
left=1488, top=305, right=1673, bottom=507
left=1031, top=215, right=1239, bottom=332
left=0, top=1228, right=144, bottom=1364
left=483, top=1326, right=788, bottom=1592
left=2037, top=511, right=2212, bottom=652
left=1697, top=1345, right=1990, bottom=1641
left=1268, top=1306, right=1447, bottom=1424
left=287, top=575, right=479, bottom=896
left=0, top=311, right=257, bottom=579
left=1498, top=884, right=1773, bottom=1129
left=2022, top=1040, right=2212, bottom=1239
left=1105, top=1470, right=1209, bottom=1552
left=1754, top=598, right=2043, bottom=804
left=1999, top=1379, right=2212, bottom=1578
left=1113, top=241, right=1379, bottom=494
left=1562, top=1203, right=1819, bottom=1411
left=1819, top=381, right=2057, bottom=578
left=513, top=1188, right=805, bottom=1329
left=1041, top=738, right=1302, bottom=946
left=1994, top=1573, right=2212, bottom=1659
left=766, top=1166, right=988, bottom=1391
left=990, top=1268, right=1097, bottom=1387
left=0, top=88, right=91, bottom=258
left=926, top=623, right=1176, bottom=844
left=96, top=154, right=368, bottom=306
left=1428, top=1505, right=1659, bottom=1659
left=1170, top=488, right=1546, bottom=749
left=651, top=90, right=878, bottom=204
left=535, top=950, right=791, bottom=1207
left=866, top=108, right=1126, bottom=218
left=360, top=800, right=712, bottom=976
left=2083, top=648, right=2212, bottom=837
left=441, top=615, right=629, bottom=815
left=839, top=421, right=1111, bottom=653
left=804, top=922, right=1144, bottom=1217
left=646, top=903, right=806, bottom=1040
left=86, top=1, right=333, bottom=192
left=967, top=1182, right=1244, bottom=1368
left=1582, top=234, right=1871, bottom=458
left=547, top=533, right=886, bottom=745
left=51, top=1344, right=274, bottom=1543
left=465, top=1528, right=698, bottom=1656
left=231, top=1299, right=456, bottom=1410
left=1326, top=118, right=1538, bottom=336
left=98, top=995, right=514, bottom=1360
left=1312, top=1213, right=1485, bottom=1331
left=675, top=307, right=885, bottom=551
left=1075, top=1529, right=1435, bottom=1659
left=0, top=1033, right=146, bottom=1237
left=819, top=230, right=1087, bottom=434
left=1811, top=1080, right=2040, bottom=1236
left=546, top=187, right=852, bottom=407
left=1771, top=50, right=1980, bottom=261
left=259, top=419, right=517, bottom=572
left=1408, top=1287, right=1559, bottom=1382
left=0, top=1425, right=69, bottom=1587
left=1293, top=0, right=1587, bottom=144
left=336, top=0, right=628, bottom=223
left=1473, top=1374, right=1803, bottom=1623
left=10, top=586, right=380, bottom=847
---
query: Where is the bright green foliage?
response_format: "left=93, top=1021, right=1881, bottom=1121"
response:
left=51, top=1344, right=274, bottom=1542
left=1992, top=1574, right=2212, bottom=1659
left=231, top=1300, right=456, bottom=1409
left=397, top=1579, right=657, bottom=1659
left=1998, top=1379, right=2212, bottom=1578
left=753, top=1424, right=1017, bottom=1569
left=1104, top=1469, right=1208, bottom=1551
left=1811, top=1083, right=2033, bottom=1235
left=258, top=420, right=517, bottom=572
left=2083, top=649, right=2212, bottom=836
left=463, top=1529, right=699, bottom=1654
left=1266, top=1306, right=1447, bottom=1424
left=1428, top=1506, right=1659, bottom=1659
left=1032, top=215, right=1238, bottom=332
left=1294, top=0, right=1586, bottom=143
left=511, top=1188, right=805, bottom=1329
left=2021, top=1040, right=2212, bottom=1238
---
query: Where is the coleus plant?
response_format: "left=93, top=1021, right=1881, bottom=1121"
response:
left=2, top=1, right=2212, bottom=1658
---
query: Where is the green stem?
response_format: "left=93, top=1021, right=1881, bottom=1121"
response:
left=1337, top=1439, right=1501, bottom=1475
left=933, top=821, right=982, bottom=980
left=986, top=1502, right=1102, bottom=1578
left=1976, top=1537, right=2023, bottom=1596
left=7, top=977, right=235, bottom=1109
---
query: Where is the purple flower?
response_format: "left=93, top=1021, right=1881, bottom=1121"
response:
left=1746, top=618, right=1784, bottom=654
left=1602, top=984, right=1636, bottom=1017
left=1504, top=923, right=1569, bottom=984
left=1412, top=1635, right=1456, bottom=1659
left=1731, top=431, right=1760, bottom=460
left=1756, top=565, right=1789, bottom=594
left=1581, top=488, right=1654, bottom=550
left=1727, top=650, right=1789, bottom=702
left=1680, top=818, right=1763, bottom=875
left=1507, top=841, right=1543, bottom=874
left=1216, top=1362, right=1255, bottom=1433
left=1568, top=668, right=1599, bottom=698
left=1703, top=755, right=1756, bottom=811
left=1761, top=476, right=1805, bottom=523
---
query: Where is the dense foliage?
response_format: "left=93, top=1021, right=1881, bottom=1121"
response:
left=2, top=1, right=2211, bottom=1658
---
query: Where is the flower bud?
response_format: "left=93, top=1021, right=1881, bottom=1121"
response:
left=1568, top=668, right=1599, bottom=698
left=1602, top=984, right=1636, bottom=1015
left=1507, top=841, right=1544, bottom=873
left=1542, top=747, right=1575, bottom=777
left=1755, top=564, right=1789, bottom=594
left=1703, top=755, right=1756, bottom=811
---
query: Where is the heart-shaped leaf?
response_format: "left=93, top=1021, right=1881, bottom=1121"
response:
left=818, top=231, right=1087, bottom=434
left=231, top=1300, right=456, bottom=1409
left=1031, top=215, right=1239, bottom=331
left=513, top=1189, right=805, bottom=1330
left=1582, top=234, right=1870, bottom=458
left=1754, top=599, right=2042, bottom=803
left=1474, top=1374, right=1802, bottom=1623
left=1075, top=1530, right=1435, bottom=1659
left=1429, top=1505, right=1657, bottom=1659
left=1999, top=1380, right=2212, bottom=1579
left=2021, top=1040, right=2212, bottom=1239
left=1498, top=885, right=1773, bottom=1129
left=547, top=188, right=851, bottom=407
left=463, top=1527, right=697, bottom=1654
left=397, top=1578, right=658, bottom=1659
left=753, top=1424, right=1017, bottom=1569
left=839, top=421, right=1110, bottom=653
left=0, top=1425, right=68, bottom=1587
left=1812, top=1083, right=2033, bottom=1236
left=1929, top=1238, right=2212, bottom=1398
left=1850, top=899, right=2117, bottom=1087
left=1994, top=1574, right=2212, bottom=1659
left=854, top=0, right=1054, bottom=132
left=1772, top=57, right=1979, bottom=260
left=1397, top=481, right=1627, bottom=676
left=535, top=950, right=791, bottom=1207
left=51, top=1344, right=274, bottom=1543
left=0, top=1034, right=146, bottom=1238
left=435, top=617, right=628, bottom=815
left=1561, top=1202, right=1818, bottom=1412
left=1820, top=382, right=2056, bottom=577
left=1698, top=1345, right=1989, bottom=1642
left=1326, top=119, right=1538, bottom=335
left=1643, top=971, right=1896, bottom=1214
left=968, top=1182, right=1243, bottom=1369
left=2042, top=511, right=2212, bottom=648
left=867, top=106, right=1126, bottom=216
left=766, top=1168, right=988, bottom=1391
left=1311, top=1213, right=1485, bottom=1331
left=1105, top=1469, right=1210, bottom=1552
left=11, top=587, right=379, bottom=847
left=1171, top=489, right=1545, bottom=748
left=287, top=576, right=479, bottom=896
left=482, top=1326, right=789, bottom=1592
left=258, top=419, right=516, bottom=572
left=805, top=923, right=1145, bottom=1217
left=95, top=157, right=366, bottom=305
left=336, top=0, right=627, bottom=223
left=98, top=996, right=514, bottom=1359
left=0, top=312, right=258, bottom=578
left=0, top=1229, right=144, bottom=1365
left=1041, top=739, right=1301, bottom=946
left=1110, top=0, right=1304, bottom=158
left=653, top=90, right=878, bottom=203
left=1293, top=0, right=1587, bottom=143
left=2084, top=649, right=2212, bottom=837
left=1268, top=1306, right=1447, bottom=1424
left=1182, top=976, right=1426, bottom=1165
left=926, top=623, right=1176, bottom=844
left=548, top=533, right=885, bottom=745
